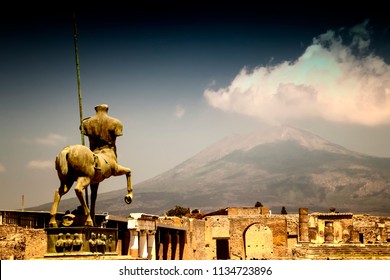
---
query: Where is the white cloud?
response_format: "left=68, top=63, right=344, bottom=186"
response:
left=175, top=105, right=186, bottom=119
left=204, top=21, right=390, bottom=126
left=35, top=133, right=67, bottom=146
left=0, top=163, right=5, bottom=172
left=27, top=160, right=53, bottom=170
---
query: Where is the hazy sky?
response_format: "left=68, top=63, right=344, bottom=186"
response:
left=1, top=4, right=389, bottom=210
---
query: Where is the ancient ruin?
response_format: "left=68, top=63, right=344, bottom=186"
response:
left=2, top=205, right=390, bottom=260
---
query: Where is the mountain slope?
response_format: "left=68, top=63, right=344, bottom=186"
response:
left=30, top=126, right=390, bottom=216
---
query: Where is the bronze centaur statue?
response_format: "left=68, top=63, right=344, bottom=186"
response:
left=49, top=104, right=132, bottom=227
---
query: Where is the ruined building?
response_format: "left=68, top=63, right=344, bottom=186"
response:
left=157, top=207, right=390, bottom=260
left=1, top=206, right=390, bottom=259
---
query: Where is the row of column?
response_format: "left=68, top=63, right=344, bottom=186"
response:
left=128, top=229, right=156, bottom=260
left=156, top=230, right=185, bottom=260
left=126, top=228, right=186, bottom=259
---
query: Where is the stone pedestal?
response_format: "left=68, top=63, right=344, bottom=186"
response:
left=45, top=227, right=118, bottom=257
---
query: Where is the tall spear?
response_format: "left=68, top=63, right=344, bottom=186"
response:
left=72, top=13, right=88, bottom=206
left=73, top=13, right=85, bottom=146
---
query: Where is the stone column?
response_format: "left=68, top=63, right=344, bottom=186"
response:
left=171, top=231, right=179, bottom=260
left=179, top=231, right=185, bottom=260
left=139, top=230, right=148, bottom=259
left=299, top=208, right=310, bottom=242
left=147, top=230, right=156, bottom=260
left=156, top=240, right=163, bottom=260
left=163, top=231, right=171, bottom=260
left=129, top=229, right=139, bottom=258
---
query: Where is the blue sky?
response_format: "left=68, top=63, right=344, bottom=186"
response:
left=1, top=4, right=389, bottom=209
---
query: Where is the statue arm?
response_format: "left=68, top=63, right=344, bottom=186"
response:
left=115, top=124, right=123, bottom=137
left=113, top=120, right=123, bottom=137
left=81, top=117, right=92, bottom=135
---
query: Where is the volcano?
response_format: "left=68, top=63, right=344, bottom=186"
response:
left=30, top=126, right=390, bottom=216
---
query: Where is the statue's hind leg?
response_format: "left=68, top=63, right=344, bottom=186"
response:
left=49, top=182, right=72, bottom=227
left=74, top=176, right=94, bottom=226
left=89, top=183, right=99, bottom=227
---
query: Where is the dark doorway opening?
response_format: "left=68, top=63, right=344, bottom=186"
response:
left=216, top=239, right=229, bottom=260
left=359, top=233, right=364, bottom=243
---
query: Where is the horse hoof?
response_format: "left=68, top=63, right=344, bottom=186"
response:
left=124, top=195, right=132, bottom=204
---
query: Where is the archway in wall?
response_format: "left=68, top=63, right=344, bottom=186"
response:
left=244, top=223, right=273, bottom=260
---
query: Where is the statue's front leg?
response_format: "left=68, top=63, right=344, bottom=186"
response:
left=124, top=170, right=133, bottom=204
left=114, top=164, right=133, bottom=204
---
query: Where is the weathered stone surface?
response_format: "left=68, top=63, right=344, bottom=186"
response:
left=45, top=227, right=118, bottom=256
left=292, top=244, right=390, bottom=260
left=0, top=225, right=46, bottom=260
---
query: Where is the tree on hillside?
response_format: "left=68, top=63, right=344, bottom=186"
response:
left=281, top=206, right=287, bottom=214
left=254, top=201, right=263, bottom=207
left=165, top=205, right=190, bottom=217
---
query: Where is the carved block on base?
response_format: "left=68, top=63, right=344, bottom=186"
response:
left=44, top=227, right=118, bottom=257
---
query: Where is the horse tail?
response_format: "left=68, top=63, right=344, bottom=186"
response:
left=56, top=146, right=70, bottom=176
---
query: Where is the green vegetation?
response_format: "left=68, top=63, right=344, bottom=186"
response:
left=165, top=205, right=190, bottom=217
left=254, top=201, right=263, bottom=207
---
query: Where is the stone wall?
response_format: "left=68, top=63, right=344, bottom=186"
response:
left=0, top=225, right=46, bottom=260
left=203, top=216, right=230, bottom=259
left=353, top=215, right=390, bottom=243
left=180, top=211, right=390, bottom=260
left=228, top=207, right=270, bottom=216
left=292, top=244, right=390, bottom=260
left=3, top=210, right=390, bottom=260
left=285, top=214, right=299, bottom=236
left=185, top=218, right=207, bottom=260
left=312, top=217, right=352, bottom=243
left=228, top=215, right=287, bottom=259
left=177, top=214, right=288, bottom=260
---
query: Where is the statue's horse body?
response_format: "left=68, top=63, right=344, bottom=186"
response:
left=49, top=144, right=132, bottom=227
